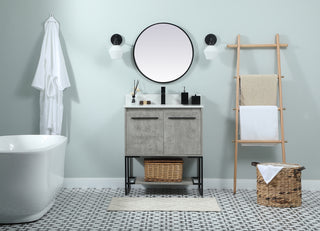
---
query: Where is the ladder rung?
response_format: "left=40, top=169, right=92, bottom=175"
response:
left=232, top=140, right=287, bottom=143
left=234, top=76, right=284, bottom=79
left=227, top=43, right=288, bottom=48
left=233, top=108, right=286, bottom=111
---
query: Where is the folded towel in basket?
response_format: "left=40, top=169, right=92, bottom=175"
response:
left=257, top=164, right=283, bottom=184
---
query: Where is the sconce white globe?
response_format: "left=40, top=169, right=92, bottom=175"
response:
left=109, top=45, right=123, bottom=59
left=204, top=45, right=218, bottom=60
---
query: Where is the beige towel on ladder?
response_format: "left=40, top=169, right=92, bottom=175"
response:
left=240, top=75, right=278, bottom=105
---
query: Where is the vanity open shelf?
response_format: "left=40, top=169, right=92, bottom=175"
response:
left=135, top=177, right=196, bottom=185
left=125, top=156, right=203, bottom=195
left=124, top=94, right=203, bottom=195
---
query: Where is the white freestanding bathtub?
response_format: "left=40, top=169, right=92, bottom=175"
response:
left=0, top=135, right=67, bottom=224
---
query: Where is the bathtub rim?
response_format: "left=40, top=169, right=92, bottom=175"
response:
left=0, top=135, right=67, bottom=154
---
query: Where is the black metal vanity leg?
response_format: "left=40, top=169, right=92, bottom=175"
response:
left=197, top=157, right=201, bottom=190
left=125, top=157, right=128, bottom=195
left=128, top=157, right=132, bottom=192
left=200, top=157, right=203, bottom=196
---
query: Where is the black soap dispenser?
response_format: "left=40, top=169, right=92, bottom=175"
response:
left=181, top=86, right=189, bottom=105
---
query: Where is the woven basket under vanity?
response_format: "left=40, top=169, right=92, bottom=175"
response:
left=252, top=162, right=305, bottom=208
left=144, top=159, right=183, bottom=182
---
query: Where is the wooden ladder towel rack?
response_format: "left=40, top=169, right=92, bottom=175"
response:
left=227, top=34, right=288, bottom=194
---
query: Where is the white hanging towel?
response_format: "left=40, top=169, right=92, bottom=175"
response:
left=239, top=106, right=279, bottom=146
left=32, top=16, right=70, bottom=135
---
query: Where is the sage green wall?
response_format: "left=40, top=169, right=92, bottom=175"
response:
left=0, top=0, right=319, bottom=180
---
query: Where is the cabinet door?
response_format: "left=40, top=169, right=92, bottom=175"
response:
left=126, top=109, right=163, bottom=156
left=164, top=109, right=202, bottom=156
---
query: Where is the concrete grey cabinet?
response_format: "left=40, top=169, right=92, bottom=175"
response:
left=126, top=109, right=164, bottom=156
left=164, top=109, right=201, bottom=156
left=125, top=108, right=202, bottom=156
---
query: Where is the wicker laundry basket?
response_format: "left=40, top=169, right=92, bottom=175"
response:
left=252, top=162, right=305, bottom=208
left=144, top=159, right=183, bottom=182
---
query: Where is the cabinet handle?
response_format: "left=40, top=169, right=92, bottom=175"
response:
left=131, top=117, right=159, bottom=120
left=168, top=117, right=196, bottom=120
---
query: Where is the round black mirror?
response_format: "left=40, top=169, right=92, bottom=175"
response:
left=133, top=23, right=194, bottom=83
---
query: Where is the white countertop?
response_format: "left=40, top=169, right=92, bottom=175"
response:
left=125, top=105, right=203, bottom=109
left=124, top=94, right=203, bottom=108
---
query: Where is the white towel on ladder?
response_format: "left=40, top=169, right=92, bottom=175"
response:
left=32, top=16, right=70, bottom=135
left=239, top=106, right=279, bottom=146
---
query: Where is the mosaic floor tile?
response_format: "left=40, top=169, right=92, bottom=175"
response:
left=0, top=188, right=319, bottom=230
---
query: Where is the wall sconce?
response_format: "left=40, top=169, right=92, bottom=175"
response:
left=204, top=34, right=218, bottom=60
left=109, top=34, right=123, bottom=59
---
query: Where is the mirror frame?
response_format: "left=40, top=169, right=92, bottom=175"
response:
left=133, top=22, right=194, bottom=83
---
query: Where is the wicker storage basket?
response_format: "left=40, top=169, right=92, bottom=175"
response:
left=144, top=159, right=183, bottom=182
left=252, top=162, right=305, bottom=208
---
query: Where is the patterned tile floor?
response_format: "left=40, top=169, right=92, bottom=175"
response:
left=0, top=188, right=319, bottom=231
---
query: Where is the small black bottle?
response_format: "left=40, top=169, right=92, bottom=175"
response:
left=161, top=86, right=166, bottom=104
left=181, top=86, right=188, bottom=105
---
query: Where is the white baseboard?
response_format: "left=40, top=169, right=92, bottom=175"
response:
left=63, top=178, right=320, bottom=191
left=63, top=178, right=124, bottom=189
left=204, top=178, right=257, bottom=190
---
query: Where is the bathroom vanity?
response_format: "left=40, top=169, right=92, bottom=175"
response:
left=124, top=94, right=203, bottom=195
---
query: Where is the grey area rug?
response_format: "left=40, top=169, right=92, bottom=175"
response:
left=107, top=197, right=221, bottom=212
